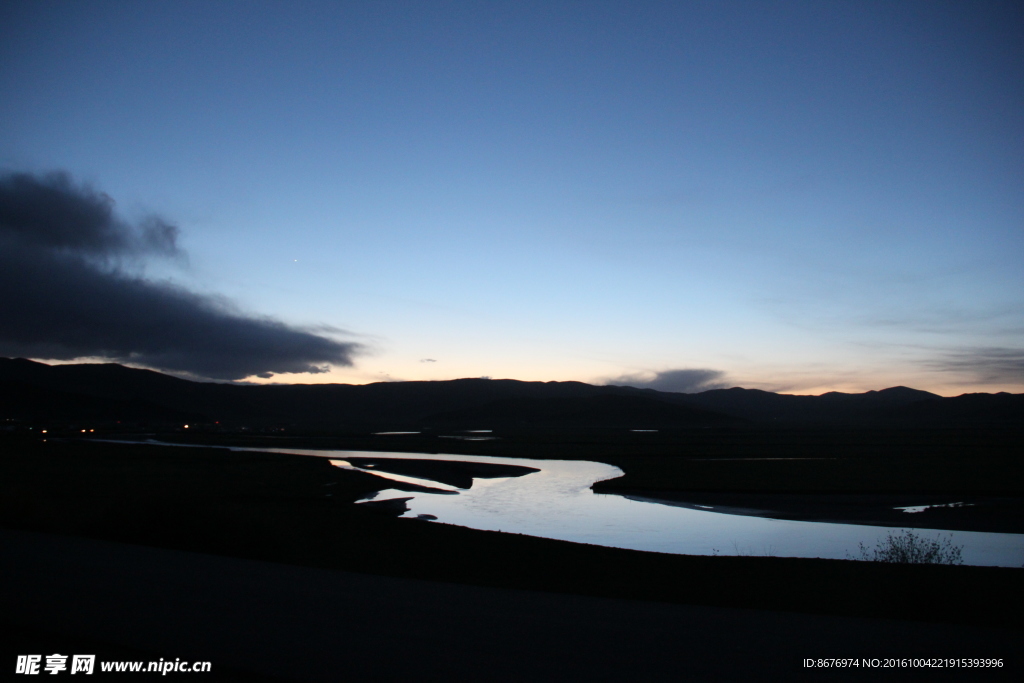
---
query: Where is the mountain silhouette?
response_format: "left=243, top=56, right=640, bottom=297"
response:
left=646, top=385, right=944, bottom=425
left=0, top=379, right=203, bottom=424
left=1, top=358, right=1020, bottom=431
left=423, top=394, right=740, bottom=429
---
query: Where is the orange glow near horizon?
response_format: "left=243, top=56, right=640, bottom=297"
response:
left=23, top=356, right=1023, bottom=397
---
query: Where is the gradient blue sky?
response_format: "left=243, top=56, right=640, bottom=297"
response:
left=2, top=0, right=1022, bottom=394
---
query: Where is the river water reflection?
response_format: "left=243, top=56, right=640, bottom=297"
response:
left=244, top=447, right=1024, bottom=568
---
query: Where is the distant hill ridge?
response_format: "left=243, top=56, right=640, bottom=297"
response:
left=0, top=358, right=1020, bottom=430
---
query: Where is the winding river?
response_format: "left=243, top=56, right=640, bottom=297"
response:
left=236, top=446, right=1024, bottom=568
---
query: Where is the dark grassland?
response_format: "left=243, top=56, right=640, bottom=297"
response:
left=2, top=433, right=1022, bottom=631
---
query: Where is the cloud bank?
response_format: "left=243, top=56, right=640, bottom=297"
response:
left=607, top=368, right=728, bottom=393
left=0, top=171, right=361, bottom=380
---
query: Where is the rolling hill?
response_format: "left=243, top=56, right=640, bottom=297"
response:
left=1, top=358, right=1020, bottom=431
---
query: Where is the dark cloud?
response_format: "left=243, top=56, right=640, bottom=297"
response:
left=607, top=368, right=728, bottom=393
left=0, top=171, right=361, bottom=380
left=922, top=347, right=1024, bottom=384
left=0, top=171, right=180, bottom=259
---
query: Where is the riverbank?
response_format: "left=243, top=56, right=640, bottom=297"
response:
left=2, top=437, right=1021, bottom=632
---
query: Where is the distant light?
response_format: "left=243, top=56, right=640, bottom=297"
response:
left=184, top=424, right=189, bottom=429
left=41, top=430, right=47, bottom=434
left=89, top=429, right=94, bottom=432
left=81, top=429, right=86, bottom=433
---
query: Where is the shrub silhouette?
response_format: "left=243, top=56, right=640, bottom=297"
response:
left=855, top=529, right=963, bottom=565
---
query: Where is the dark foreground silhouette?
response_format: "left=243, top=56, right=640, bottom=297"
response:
left=2, top=438, right=1021, bottom=680
left=2, top=438, right=1021, bottom=627
left=4, top=528, right=1018, bottom=682
left=2, top=360, right=1023, bottom=679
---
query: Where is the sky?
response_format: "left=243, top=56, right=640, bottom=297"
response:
left=1, top=0, right=1021, bottom=395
